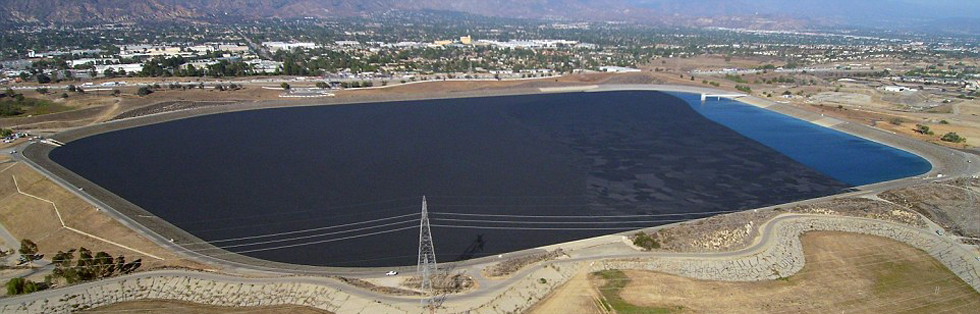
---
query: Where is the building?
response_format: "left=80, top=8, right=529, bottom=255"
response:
left=883, top=86, right=917, bottom=93
left=262, top=42, right=318, bottom=51
left=68, top=58, right=118, bottom=67
left=599, top=66, right=642, bottom=73
left=95, top=63, right=144, bottom=74
left=246, top=59, right=283, bottom=73
left=460, top=36, right=472, bottom=45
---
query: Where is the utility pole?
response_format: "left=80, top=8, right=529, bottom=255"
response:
left=417, top=196, right=437, bottom=309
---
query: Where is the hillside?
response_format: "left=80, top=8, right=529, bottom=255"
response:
left=1, top=0, right=977, bottom=34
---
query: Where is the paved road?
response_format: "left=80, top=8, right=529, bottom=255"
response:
left=2, top=213, right=976, bottom=311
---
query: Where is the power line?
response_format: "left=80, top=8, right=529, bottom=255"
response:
left=188, top=205, right=419, bottom=234
left=201, top=219, right=420, bottom=251
left=430, top=224, right=649, bottom=231
left=204, top=213, right=420, bottom=244
left=430, top=209, right=743, bottom=218
left=169, top=196, right=421, bottom=226
left=227, top=226, right=419, bottom=255
left=430, top=217, right=690, bottom=225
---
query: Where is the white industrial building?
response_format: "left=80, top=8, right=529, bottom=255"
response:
left=95, top=63, right=144, bottom=74
left=883, top=86, right=917, bottom=93
left=599, top=66, right=642, bottom=73
left=262, top=42, right=318, bottom=51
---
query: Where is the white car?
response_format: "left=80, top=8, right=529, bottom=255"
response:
left=385, top=271, right=398, bottom=276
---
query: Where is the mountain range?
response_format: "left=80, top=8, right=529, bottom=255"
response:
left=1, top=0, right=978, bottom=34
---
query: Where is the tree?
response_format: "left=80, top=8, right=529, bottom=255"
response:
left=93, top=251, right=115, bottom=278
left=280, top=82, right=291, bottom=90
left=915, top=124, right=933, bottom=135
left=67, top=85, right=76, bottom=93
left=941, top=132, right=966, bottom=143
left=137, top=86, right=153, bottom=96
left=75, top=247, right=96, bottom=281
left=6, top=277, right=25, bottom=295
left=36, top=73, right=51, bottom=84
left=112, top=89, right=121, bottom=96
left=315, top=82, right=328, bottom=89
left=18, top=239, right=39, bottom=268
left=35, top=88, right=49, bottom=94
left=52, top=250, right=75, bottom=278
left=6, top=277, right=44, bottom=295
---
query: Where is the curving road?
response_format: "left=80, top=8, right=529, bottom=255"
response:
left=1, top=213, right=977, bottom=314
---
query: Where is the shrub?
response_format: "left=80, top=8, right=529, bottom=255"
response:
left=941, top=132, right=966, bottom=143
left=6, top=277, right=43, bottom=295
left=914, top=124, right=934, bottom=135
left=632, top=232, right=660, bottom=250
left=888, top=117, right=904, bottom=125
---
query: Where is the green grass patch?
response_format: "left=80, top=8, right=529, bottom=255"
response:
left=724, top=74, right=747, bottom=83
left=593, top=270, right=677, bottom=314
left=0, top=97, right=71, bottom=116
left=871, top=261, right=919, bottom=295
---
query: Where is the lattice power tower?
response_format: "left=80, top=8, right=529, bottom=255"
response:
left=417, top=196, right=437, bottom=307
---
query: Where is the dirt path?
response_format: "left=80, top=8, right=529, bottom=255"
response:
left=81, top=299, right=332, bottom=314
left=528, top=264, right=603, bottom=314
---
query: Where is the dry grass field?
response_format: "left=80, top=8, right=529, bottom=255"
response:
left=533, top=232, right=978, bottom=314
left=80, top=299, right=333, bottom=314
left=0, top=161, right=207, bottom=271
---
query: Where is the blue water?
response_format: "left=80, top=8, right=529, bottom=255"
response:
left=670, top=92, right=932, bottom=186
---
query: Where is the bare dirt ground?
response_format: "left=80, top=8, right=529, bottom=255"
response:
left=638, top=196, right=924, bottom=253
left=483, top=249, right=567, bottom=278
left=528, top=266, right=604, bottom=314
left=80, top=299, right=333, bottom=314
left=880, top=178, right=980, bottom=245
left=645, top=55, right=980, bottom=149
left=5, top=56, right=976, bottom=149
left=0, top=162, right=207, bottom=272
left=574, top=232, right=978, bottom=314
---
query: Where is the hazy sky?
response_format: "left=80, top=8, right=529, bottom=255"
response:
left=632, top=0, right=980, bottom=20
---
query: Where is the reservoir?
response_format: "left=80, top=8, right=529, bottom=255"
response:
left=48, top=91, right=931, bottom=267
